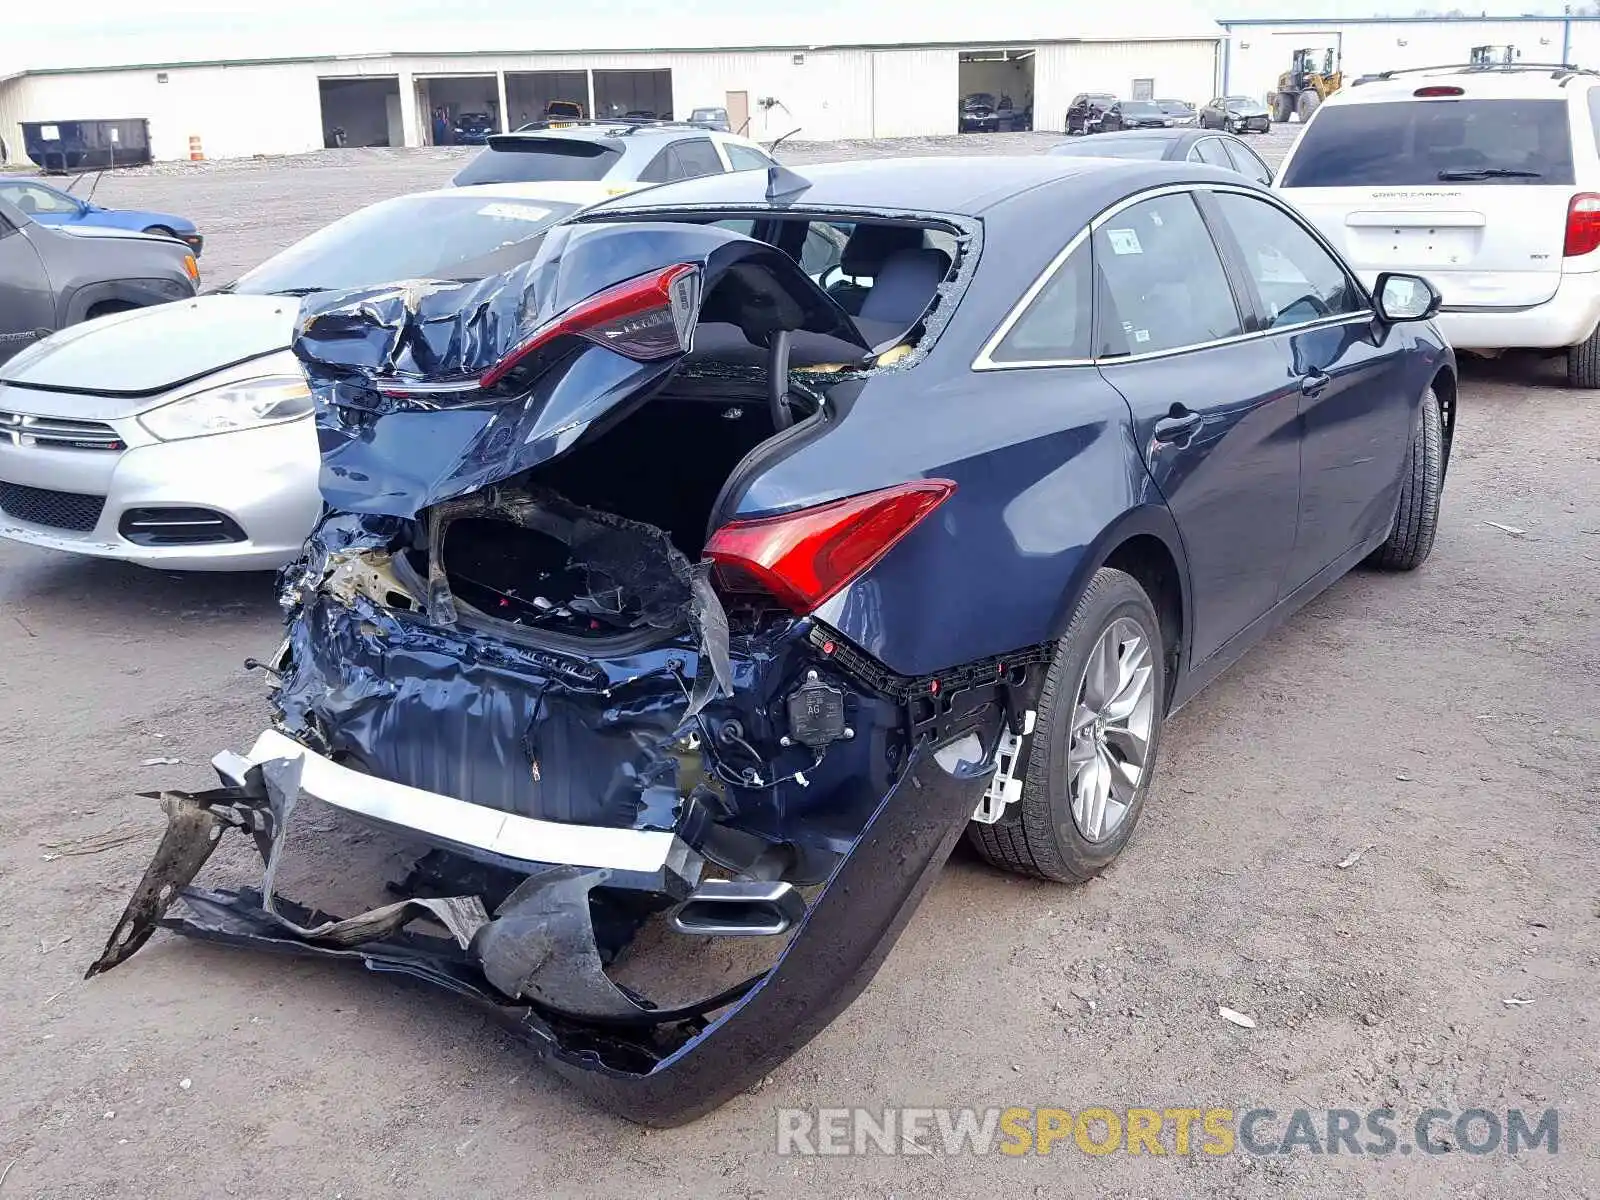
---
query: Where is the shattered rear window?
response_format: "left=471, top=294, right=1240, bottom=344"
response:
left=574, top=208, right=979, bottom=371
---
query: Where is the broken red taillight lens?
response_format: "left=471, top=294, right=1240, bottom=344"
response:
left=704, top=480, right=957, bottom=613
left=479, top=263, right=702, bottom=388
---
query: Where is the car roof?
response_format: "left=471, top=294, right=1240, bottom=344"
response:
left=588, top=154, right=1239, bottom=219
left=406, top=179, right=629, bottom=205
left=498, top=123, right=752, bottom=146
left=1332, top=64, right=1596, bottom=107
left=1050, top=129, right=1206, bottom=154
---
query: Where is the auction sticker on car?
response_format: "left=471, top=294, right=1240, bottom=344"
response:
left=1107, top=228, right=1143, bottom=255
left=478, top=202, right=552, bottom=222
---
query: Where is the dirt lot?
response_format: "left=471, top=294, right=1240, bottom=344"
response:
left=1, top=131, right=1596, bottom=1198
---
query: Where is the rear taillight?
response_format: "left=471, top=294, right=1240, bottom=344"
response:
left=1413, top=85, right=1464, bottom=97
left=479, top=263, right=702, bottom=388
left=1565, top=194, right=1600, bottom=258
left=704, top=480, right=956, bottom=613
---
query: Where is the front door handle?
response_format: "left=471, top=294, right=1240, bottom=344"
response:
left=1153, top=405, right=1202, bottom=444
left=1300, top=370, right=1331, bottom=397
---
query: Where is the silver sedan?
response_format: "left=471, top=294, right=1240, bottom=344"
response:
left=0, top=180, right=630, bottom=570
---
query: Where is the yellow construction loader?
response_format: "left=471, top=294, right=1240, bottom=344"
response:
left=1273, top=47, right=1342, bottom=124
left=1469, top=45, right=1519, bottom=65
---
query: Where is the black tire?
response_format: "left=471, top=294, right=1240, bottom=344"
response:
left=1367, top=387, right=1443, bottom=572
left=1566, top=322, right=1600, bottom=388
left=967, top=568, right=1167, bottom=884
left=1297, top=90, right=1321, bottom=122
left=1273, top=94, right=1293, bottom=123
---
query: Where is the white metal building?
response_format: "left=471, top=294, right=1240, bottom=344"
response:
left=1220, top=15, right=1600, bottom=105
left=0, top=9, right=1225, bottom=164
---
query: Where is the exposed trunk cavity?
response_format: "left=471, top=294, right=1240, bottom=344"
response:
left=413, top=369, right=807, bottom=645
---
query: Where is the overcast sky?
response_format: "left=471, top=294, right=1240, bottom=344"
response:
left=5, top=0, right=1571, bottom=74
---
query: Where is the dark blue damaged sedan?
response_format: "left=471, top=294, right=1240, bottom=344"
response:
left=92, top=156, right=1456, bottom=1125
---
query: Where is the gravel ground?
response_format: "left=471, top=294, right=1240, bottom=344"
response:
left=1, top=129, right=1596, bottom=1198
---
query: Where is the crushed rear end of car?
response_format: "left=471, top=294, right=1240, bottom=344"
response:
left=87, top=217, right=1031, bottom=1124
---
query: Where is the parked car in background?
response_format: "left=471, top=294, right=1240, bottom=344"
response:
left=688, top=106, right=732, bottom=132
left=1066, top=92, right=1117, bottom=134
left=0, top=177, right=203, bottom=254
left=1155, top=98, right=1198, bottom=126
left=0, top=193, right=197, bottom=367
left=961, top=93, right=1001, bottom=132
left=1049, top=128, right=1274, bottom=185
left=452, top=112, right=498, bottom=145
left=0, top=181, right=625, bottom=569
left=1275, top=61, right=1600, bottom=386
left=543, top=100, right=585, bottom=126
left=1199, top=95, right=1273, bottom=134
left=453, top=122, right=777, bottom=189
left=1099, top=100, right=1180, bottom=132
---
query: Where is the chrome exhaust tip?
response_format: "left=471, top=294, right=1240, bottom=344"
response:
left=671, top=879, right=807, bottom=937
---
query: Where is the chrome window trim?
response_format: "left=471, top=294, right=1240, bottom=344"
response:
left=972, top=181, right=1374, bottom=372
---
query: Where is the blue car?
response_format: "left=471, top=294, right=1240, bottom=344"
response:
left=94, top=157, right=1453, bottom=1125
left=0, top=177, right=202, bottom=255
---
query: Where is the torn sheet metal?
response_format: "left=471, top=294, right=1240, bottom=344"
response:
left=86, top=772, right=487, bottom=981
left=270, top=579, right=888, bottom=846
left=295, top=221, right=869, bottom=518
left=98, top=738, right=992, bottom=1126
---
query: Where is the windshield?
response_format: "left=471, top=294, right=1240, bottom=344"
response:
left=1121, top=102, right=1162, bottom=116
left=230, top=193, right=577, bottom=295
left=691, top=108, right=725, bottom=120
left=453, top=138, right=621, bottom=185
left=1280, top=98, right=1575, bottom=187
left=1051, top=138, right=1169, bottom=160
left=1225, top=97, right=1259, bottom=106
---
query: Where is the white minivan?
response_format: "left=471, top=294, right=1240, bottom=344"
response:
left=1276, top=63, right=1600, bottom=386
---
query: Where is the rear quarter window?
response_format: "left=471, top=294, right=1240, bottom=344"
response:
left=1280, top=98, right=1575, bottom=187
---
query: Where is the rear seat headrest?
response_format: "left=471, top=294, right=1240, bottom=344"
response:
left=840, top=223, right=928, bottom=277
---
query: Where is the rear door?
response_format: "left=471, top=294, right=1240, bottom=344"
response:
left=1277, top=94, right=1576, bottom=308
left=1090, top=188, right=1303, bottom=665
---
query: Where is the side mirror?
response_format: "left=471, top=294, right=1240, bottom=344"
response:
left=1374, top=271, right=1442, bottom=323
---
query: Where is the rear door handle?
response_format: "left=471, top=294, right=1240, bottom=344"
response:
left=1300, top=371, right=1331, bottom=397
left=1153, top=406, right=1202, bottom=444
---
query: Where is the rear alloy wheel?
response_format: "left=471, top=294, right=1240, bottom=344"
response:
left=1566, top=322, right=1600, bottom=387
left=967, top=568, right=1166, bottom=884
left=1367, top=387, right=1443, bottom=572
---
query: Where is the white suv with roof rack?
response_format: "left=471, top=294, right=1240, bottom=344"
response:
left=451, top=119, right=779, bottom=193
left=1275, top=60, right=1600, bottom=386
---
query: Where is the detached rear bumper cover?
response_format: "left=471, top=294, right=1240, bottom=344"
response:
left=87, top=732, right=990, bottom=1127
